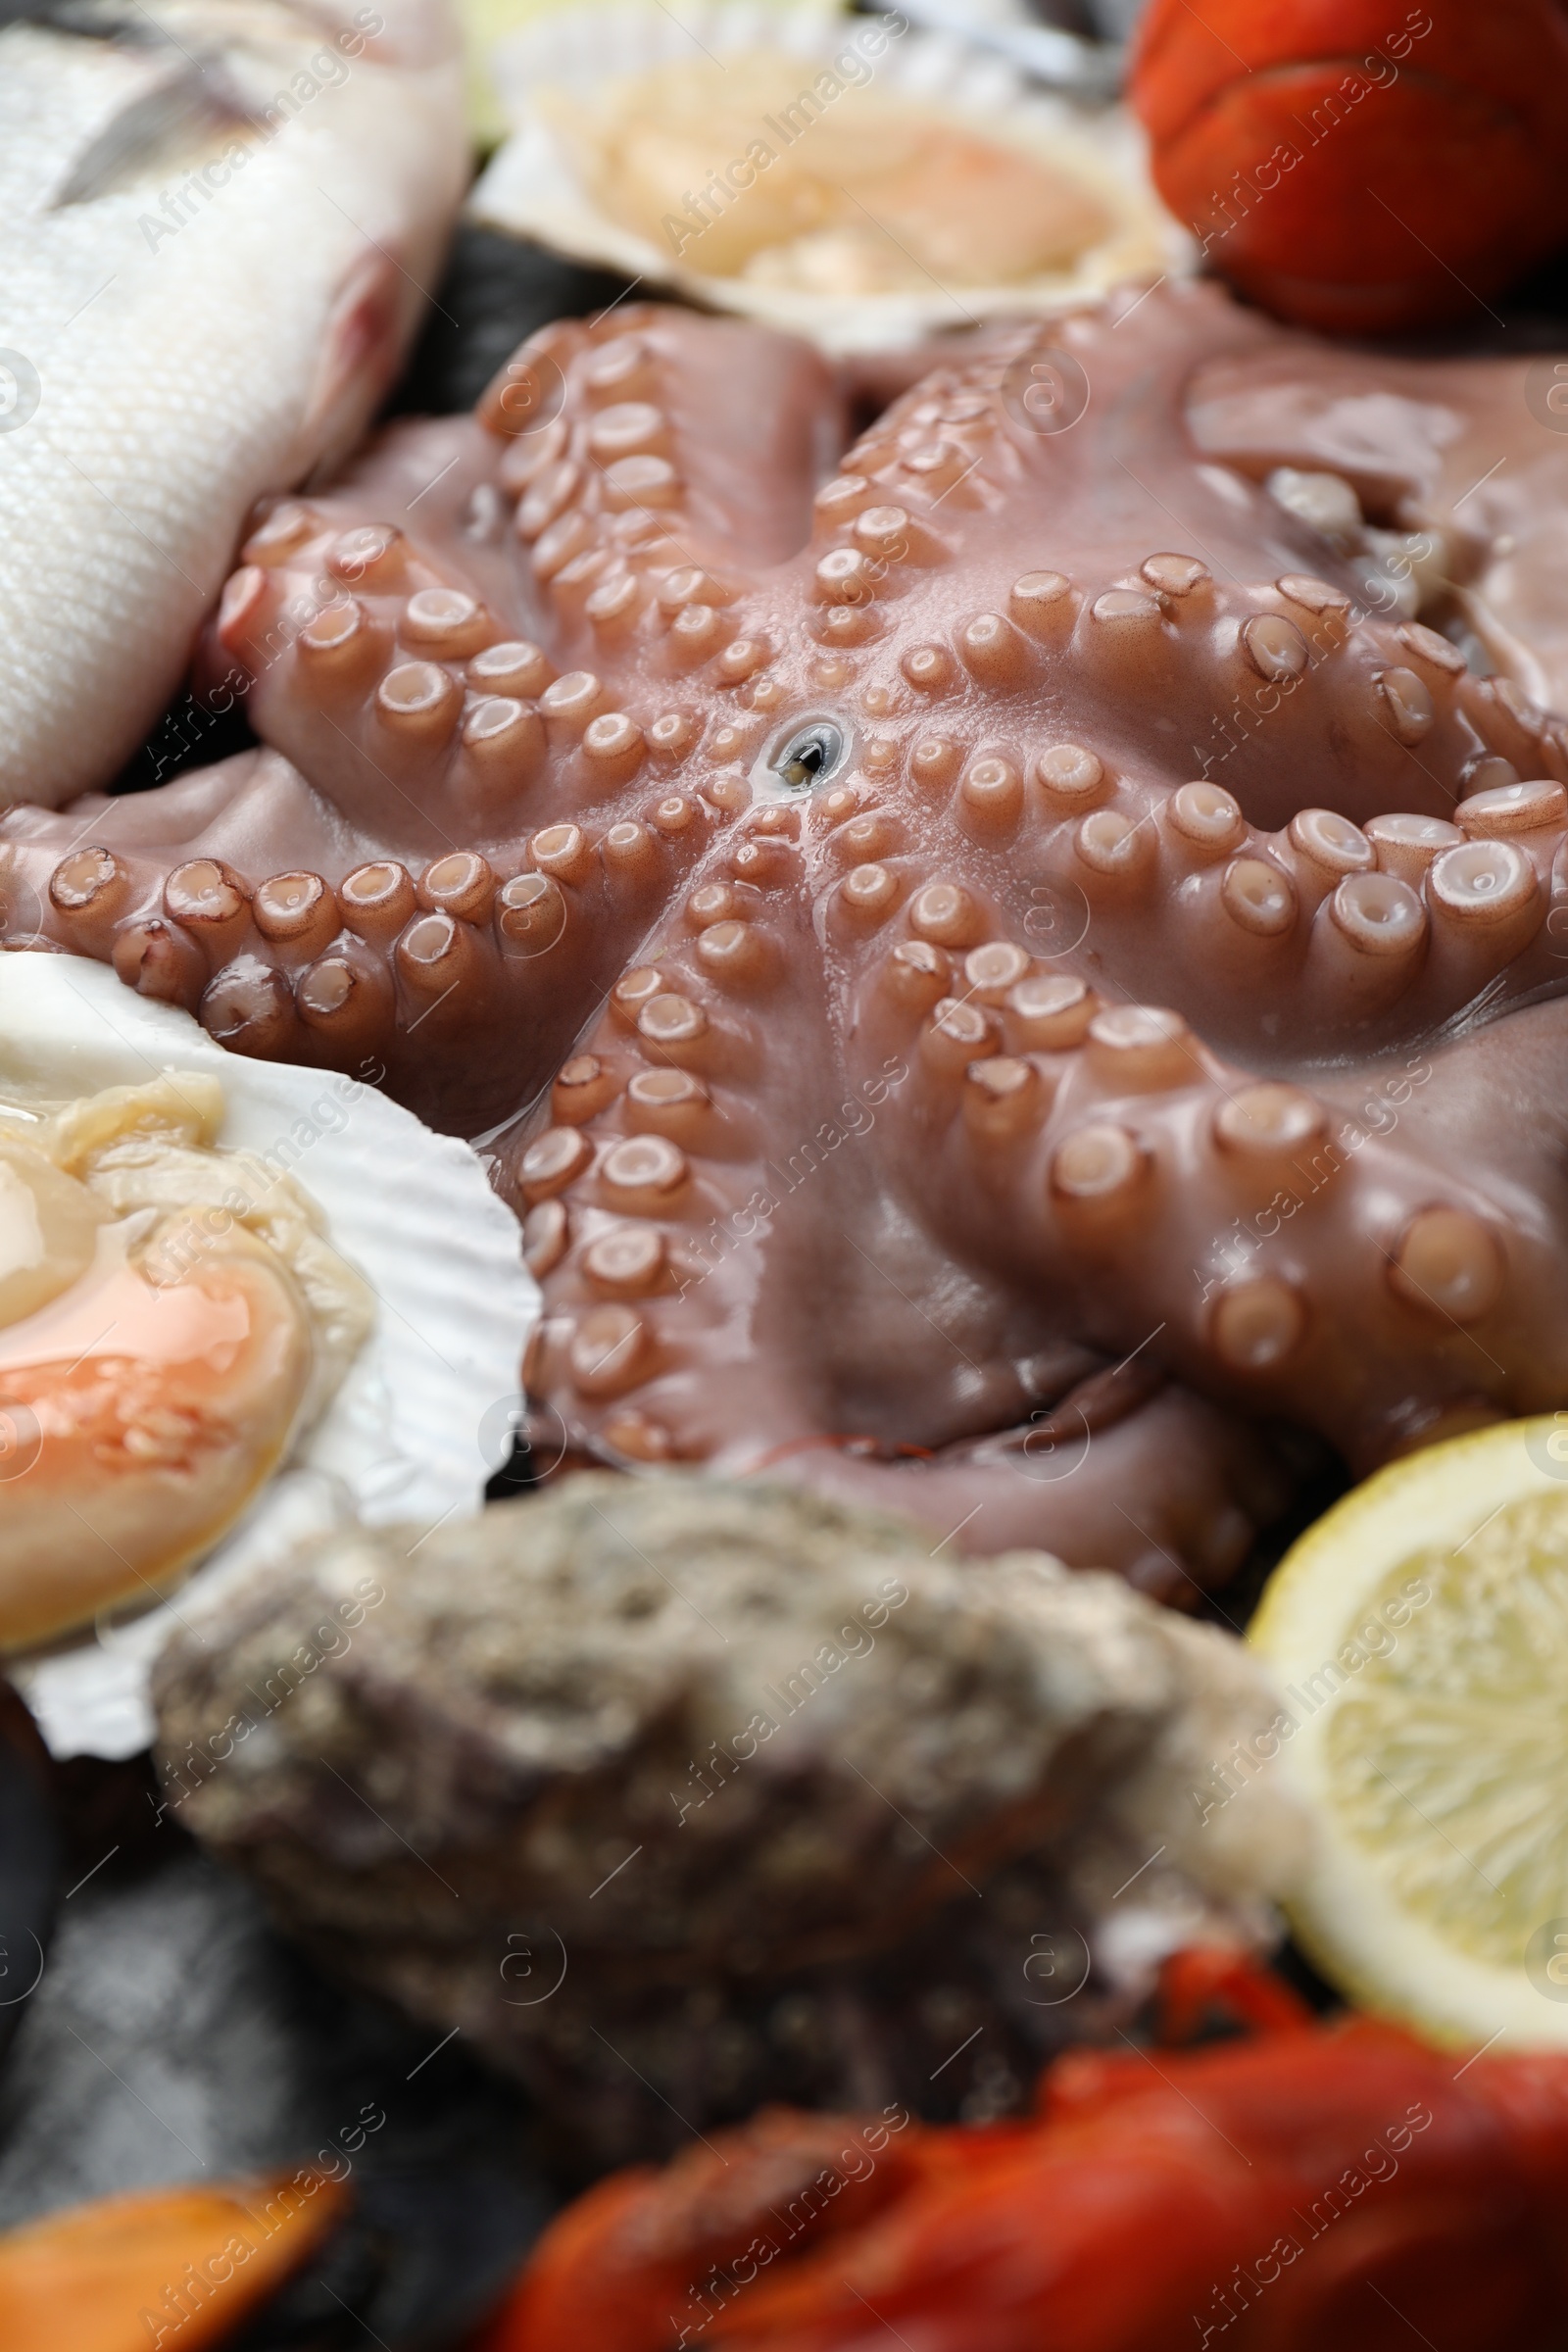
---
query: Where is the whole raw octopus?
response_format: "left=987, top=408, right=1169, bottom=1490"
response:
left=6, top=276, right=1568, bottom=1594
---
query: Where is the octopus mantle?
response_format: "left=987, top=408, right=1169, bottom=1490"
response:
left=8, top=278, right=1568, bottom=1597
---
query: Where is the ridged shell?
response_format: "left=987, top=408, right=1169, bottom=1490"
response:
left=470, top=1, right=1190, bottom=353
left=5, top=955, right=536, bottom=1759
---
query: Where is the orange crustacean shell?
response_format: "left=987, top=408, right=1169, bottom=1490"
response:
left=1130, top=0, right=1568, bottom=332
left=477, top=1953, right=1568, bottom=2352
left=0, top=2172, right=347, bottom=2352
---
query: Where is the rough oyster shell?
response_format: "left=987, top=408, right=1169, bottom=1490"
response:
left=153, top=1473, right=1309, bottom=2165
left=469, top=2, right=1190, bottom=353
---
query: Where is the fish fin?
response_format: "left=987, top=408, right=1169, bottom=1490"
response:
left=51, top=56, right=249, bottom=205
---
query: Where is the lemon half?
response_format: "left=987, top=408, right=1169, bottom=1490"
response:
left=1248, top=1416, right=1568, bottom=2048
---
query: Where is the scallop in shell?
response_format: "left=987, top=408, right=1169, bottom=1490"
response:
left=0, top=954, right=536, bottom=1759
left=470, top=2, right=1190, bottom=353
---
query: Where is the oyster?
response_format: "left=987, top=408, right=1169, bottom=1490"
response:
left=153, top=1475, right=1308, bottom=2166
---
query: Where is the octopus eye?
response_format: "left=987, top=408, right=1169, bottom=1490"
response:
left=770, top=720, right=845, bottom=793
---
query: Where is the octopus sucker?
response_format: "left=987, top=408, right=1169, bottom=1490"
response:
left=16, top=278, right=1568, bottom=1587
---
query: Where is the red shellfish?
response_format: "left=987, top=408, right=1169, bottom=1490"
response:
left=1131, top=0, right=1568, bottom=330
left=483, top=1952, right=1568, bottom=2351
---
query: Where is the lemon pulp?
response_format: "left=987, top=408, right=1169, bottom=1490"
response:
left=1249, top=1417, right=1568, bottom=2046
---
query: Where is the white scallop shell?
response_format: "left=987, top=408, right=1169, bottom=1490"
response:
left=469, top=1, right=1192, bottom=354
left=3, top=955, right=537, bottom=1759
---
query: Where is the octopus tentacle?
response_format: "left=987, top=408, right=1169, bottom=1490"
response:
left=508, top=815, right=1288, bottom=1592
left=914, top=994, right=1568, bottom=1470
left=0, top=748, right=718, bottom=1129
left=200, top=307, right=841, bottom=851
